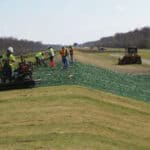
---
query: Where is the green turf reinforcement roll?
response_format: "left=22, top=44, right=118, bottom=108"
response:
left=33, top=62, right=150, bottom=102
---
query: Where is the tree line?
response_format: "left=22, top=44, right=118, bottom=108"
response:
left=0, top=37, right=61, bottom=55
left=82, top=27, right=150, bottom=49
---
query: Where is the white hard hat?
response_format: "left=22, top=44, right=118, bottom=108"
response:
left=7, top=47, right=14, bottom=53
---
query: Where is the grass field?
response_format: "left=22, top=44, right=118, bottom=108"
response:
left=0, top=86, right=150, bottom=150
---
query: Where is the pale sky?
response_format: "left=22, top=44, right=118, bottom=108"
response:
left=0, top=0, right=149, bottom=45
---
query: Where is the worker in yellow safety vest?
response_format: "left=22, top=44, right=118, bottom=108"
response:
left=35, top=51, right=46, bottom=66
left=35, top=51, right=42, bottom=66
left=49, top=47, right=55, bottom=68
left=1, top=47, right=17, bottom=82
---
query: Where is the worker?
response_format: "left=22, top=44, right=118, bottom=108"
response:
left=65, top=47, right=69, bottom=67
left=1, top=47, right=16, bottom=82
left=35, top=52, right=40, bottom=66
left=49, top=47, right=55, bottom=68
left=35, top=51, right=43, bottom=66
left=60, top=47, right=68, bottom=69
left=41, top=52, right=47, bottom=66
left=69, top=46, right=74, bottom=64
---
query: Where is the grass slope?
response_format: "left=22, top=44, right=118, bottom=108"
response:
left=33, top=62, right=150, bottom=102
left=0, top=86, right=150, bottom=150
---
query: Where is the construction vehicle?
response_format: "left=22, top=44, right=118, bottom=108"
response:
left=118, top=47, right=142, bottom=65
left=98, top=47, right=106, bottom=52
left=0, top=56, right=35, bottom=90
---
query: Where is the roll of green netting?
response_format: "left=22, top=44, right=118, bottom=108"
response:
left=33, top=62, right=150, bottom=102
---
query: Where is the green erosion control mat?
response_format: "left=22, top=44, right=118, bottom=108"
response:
left=33, top=62, right=150, bottom=102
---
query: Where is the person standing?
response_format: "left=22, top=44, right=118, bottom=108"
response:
left=60, top=47, right=68, bottom=69
left=69, top=46, right=74, bottom=64
left=1, top=47, right=16, bottom=82
left=49, top=47, right=55, bottom=68
left=65, top=47, right=69, bottom=67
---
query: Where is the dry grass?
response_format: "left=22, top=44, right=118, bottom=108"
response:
left=0, top=86, right=150, bottom=150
